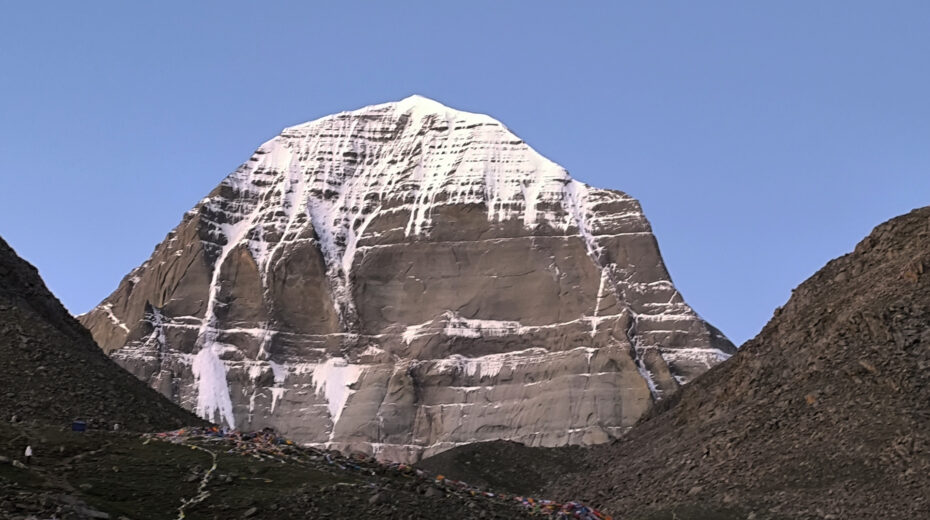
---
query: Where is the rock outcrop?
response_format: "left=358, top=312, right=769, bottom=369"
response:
left=0, top=236, right=202, bottom=431
left=80, top=95, right=733, bottom=461
left=547, top=206, right=930, bottom=519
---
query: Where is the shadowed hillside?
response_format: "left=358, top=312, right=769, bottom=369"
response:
left=545, top=206, right=930, bottom=519
left=0, top=236, right=202, bottom=431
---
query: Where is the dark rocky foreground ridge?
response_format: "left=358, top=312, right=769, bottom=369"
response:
left=0, top=236, right=202, bottom=431
left=552, top=206, right=930, bottom=518
left=422, top=206, right=930, bottom=519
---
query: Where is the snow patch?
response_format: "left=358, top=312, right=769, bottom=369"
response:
left=100, top=303, right=130, bottom=333
left=402, top=320, right=433, bottom=345
left=590, top=269, right=611, bottom=337
left=563, top=179, right=602, bottom=259
left=434, top=347, right=550, bottom=380
left=360, top=345, right=385, bottom=357
left=661, top=348, right=733, bottom=370
left=247, top=363, right=264, bottom=381
left=635, top=357, right=661, bottom=398
left=191, top=344, right=236, bottom=429
left=268, top=360, right=287, bottom=384
left=270, top=387, right=287, bottom=414
left=443, top=313, right=524, bottom=338
left=310, top=358, right=364, bottom=424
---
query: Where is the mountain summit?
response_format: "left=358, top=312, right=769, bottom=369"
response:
left=80, top=96, right=734, bottom=461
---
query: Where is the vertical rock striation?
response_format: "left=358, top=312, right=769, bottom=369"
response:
left=80, top=95, right=734, bottom=461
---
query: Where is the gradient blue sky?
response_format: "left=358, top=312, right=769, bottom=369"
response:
left=1, top=2, right=928, bottom=345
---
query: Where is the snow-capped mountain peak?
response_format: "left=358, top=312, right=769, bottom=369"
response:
left=81, top=97, right=734, bottom=462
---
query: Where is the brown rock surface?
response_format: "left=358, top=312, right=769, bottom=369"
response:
left=80, top=95, right=734, bottom=461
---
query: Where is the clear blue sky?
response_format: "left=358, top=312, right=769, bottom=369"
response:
left=1, top=2, right=928, bottom=345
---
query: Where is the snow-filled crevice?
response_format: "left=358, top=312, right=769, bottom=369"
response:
left=310, top=358, right=364, bottom=427
left=192, top=342, right=237, bottom=428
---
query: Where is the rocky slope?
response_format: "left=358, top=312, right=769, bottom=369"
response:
left=0, top=236, right=201, bottom=431
left=542, top=206, right=930, bottom=519
left=80, top=95, right=734, bottom=461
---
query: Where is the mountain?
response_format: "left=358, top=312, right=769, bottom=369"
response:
left=79, top=95, right=734, bottom=461
left=0, top=236, right=200, bottom=431
left=542, top=206, right=930, bottom=519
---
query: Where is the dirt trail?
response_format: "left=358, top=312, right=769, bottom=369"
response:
left=176, top=444, right=218, bottom=519
left=5, top=422, right=111, bottom=493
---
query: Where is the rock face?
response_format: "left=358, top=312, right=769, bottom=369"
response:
left=547, top=207, right=930, bottom=519
left=0, top=236, right=202, bottom=431
left=80, top=95, right=733, bottom=461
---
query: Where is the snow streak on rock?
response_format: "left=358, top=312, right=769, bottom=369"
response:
left=310, top=358, right=364, bottom=425
left=191, top=343, right=236, bottom=428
